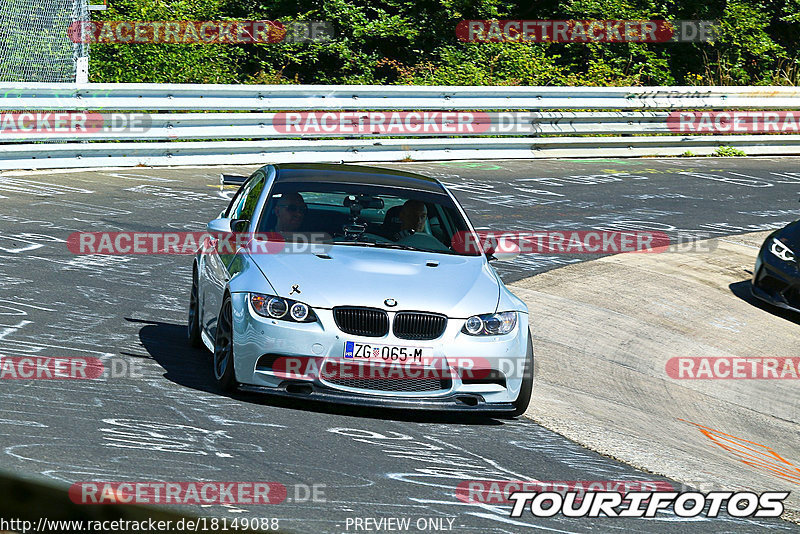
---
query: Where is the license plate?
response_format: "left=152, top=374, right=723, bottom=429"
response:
left=343, top=341, right=432, bottom=365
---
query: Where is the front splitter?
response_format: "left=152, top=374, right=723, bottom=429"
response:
left=237, top=383, right=516, bottom=413
left=751, top=284, right=800, bottom=314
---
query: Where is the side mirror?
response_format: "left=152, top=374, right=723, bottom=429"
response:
left=206, top=218, right=249, bottom=233
left=232, top=219, right=250, bottom=233
left=487, top=250, right=520, bottom=262
left=486, top=238, right=520, bottom=262
left=219, top=173, right=248, bottom=186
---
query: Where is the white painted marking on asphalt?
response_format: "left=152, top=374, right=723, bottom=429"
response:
left=425, top=435, right=538, bottom=482
left=466, top=510, right=581, bottom=533
left=103, top=172, right=178, bottom=183
left=0, top=178, right=94, bottom=196
left=407, top=498, right=581, bottom=533
left=0, top=298, right=57, bottom=312
left=0, top=419, right=47, bottom=428
left=99, top=418, right=235, bottom=456
left=30, top=199, right=131, bottom=216
left=208, top=415, right=286, bottom=428
left=165, top=406, right=193, bottom=423
left=0, top=337, right=115, bottom=357
left=0, top=320, right=32, bottom=340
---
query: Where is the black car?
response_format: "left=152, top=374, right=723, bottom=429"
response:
left=752, top=220, right=800, bottom=312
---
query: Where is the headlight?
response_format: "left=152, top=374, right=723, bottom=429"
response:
left=769, top=238, right=795, bottom=263
left=267, top=297, right=288, bottom=318
left=290, top=302, right=309, bottom=321
left=250, top=293, right=317, bottom=323
left=462, top=311, right=517, bottom=336
left=464, top=316, right=483, bottom=335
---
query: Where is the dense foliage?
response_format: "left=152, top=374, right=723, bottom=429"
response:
left=90, top=0, right=799, bottom=85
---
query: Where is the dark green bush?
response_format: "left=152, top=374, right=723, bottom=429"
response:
left=90, top=0, right=799, bottom=85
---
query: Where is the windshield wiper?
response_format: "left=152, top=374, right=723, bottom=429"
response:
left=369, top=243, right=421, bottom=251
left=374, top=243, right=465, bottom=255
left=329, top=240, right=377, bottom=247
left=330, top=240, right=451, bottom=254
left=329, top=240, right=421, bottom=251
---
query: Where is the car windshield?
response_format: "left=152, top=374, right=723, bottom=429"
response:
left=256, top=181, right=481, bottom=256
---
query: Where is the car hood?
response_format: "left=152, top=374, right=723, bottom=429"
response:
left=249, top=245, right=500, bottom=316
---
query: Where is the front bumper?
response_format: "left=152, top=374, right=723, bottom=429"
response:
left=230, top=292, right=530, bottom=407
left=751, top=250, right=800, bottom=313
left=238, top=383, right=516, bottom=412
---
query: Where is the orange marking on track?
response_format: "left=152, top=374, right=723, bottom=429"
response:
left=680, top=419, right=800, bottom=484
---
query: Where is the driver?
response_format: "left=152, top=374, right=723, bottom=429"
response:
left=273, top=192, right=307, bottom=232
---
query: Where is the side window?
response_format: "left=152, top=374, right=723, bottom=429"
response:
left=225, top=182, right=249, bottom=217
left=231, top=172, right=265, bottom=221
left=238, top=175, right=265, bottom=222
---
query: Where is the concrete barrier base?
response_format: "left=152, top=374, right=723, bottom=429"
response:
left=513, top=231, right=800, bottom=520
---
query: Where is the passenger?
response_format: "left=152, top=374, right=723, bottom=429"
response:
left=396, top=199, right=427, bottom=238
left=393, top=200, right=447, bottom=251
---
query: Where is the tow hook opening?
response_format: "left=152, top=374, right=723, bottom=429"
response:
left=283, top=382, right=314, bottom=395
left=455, top=395, right=480, bottom=407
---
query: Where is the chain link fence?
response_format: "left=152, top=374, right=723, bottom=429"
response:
left=0, top=0, right=88, bottom=82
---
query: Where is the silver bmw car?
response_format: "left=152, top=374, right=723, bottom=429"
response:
left=188, top=163, right=533, bottom=415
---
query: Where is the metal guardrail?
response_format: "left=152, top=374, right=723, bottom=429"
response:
left=0, top=83, right=799, bottom=169
left=0, top=112, right=678, bottom=142
left=5, top=136, right=800, bottom=170
left=1, top=83, right=799, bottom=110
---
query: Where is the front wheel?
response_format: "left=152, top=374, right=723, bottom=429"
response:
left=509, top=332, right=534, bottom=417
left=213, top=295, right=237, bottom=392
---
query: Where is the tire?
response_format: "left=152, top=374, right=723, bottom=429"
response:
left=509, top=332, right=534, bottom=417
left=187, top=266, right=203, bottom=348
left=212, top=295, right=237, bottom=392
left=751, top=264, right=763, bottom=289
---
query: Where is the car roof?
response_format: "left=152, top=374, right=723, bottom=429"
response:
left=269, top=163, right=447, bottom=194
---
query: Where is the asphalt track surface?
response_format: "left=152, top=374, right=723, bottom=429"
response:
left=1, top=157, right=799, bottom=533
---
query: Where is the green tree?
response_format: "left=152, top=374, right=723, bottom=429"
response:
left=89, top=0, right=799, bottom=86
